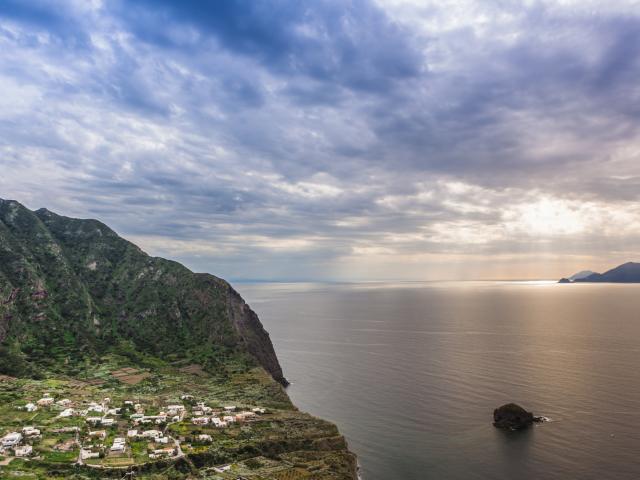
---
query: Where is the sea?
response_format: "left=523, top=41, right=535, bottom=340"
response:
left=236, top=281, right=640, bottom=480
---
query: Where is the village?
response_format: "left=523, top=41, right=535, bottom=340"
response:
left=0, top=362, right=356, bottom=479
left=0, top=389, right=267, bottom=471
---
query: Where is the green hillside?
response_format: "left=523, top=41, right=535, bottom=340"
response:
left=0, top=198, right=285, bottom=385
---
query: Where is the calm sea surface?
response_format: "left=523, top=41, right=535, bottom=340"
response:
left=236, top=281, right=640, bottom=480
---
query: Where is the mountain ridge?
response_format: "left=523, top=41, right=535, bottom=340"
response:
left=0, top=198, right=287, bottom=385
left=559, top=262, right=640, bottom=283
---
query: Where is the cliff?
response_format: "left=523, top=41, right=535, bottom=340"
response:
left=0, top=198, right=286, bottom=384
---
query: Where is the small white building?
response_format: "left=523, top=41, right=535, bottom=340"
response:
left=14, top=445, right=32, bottom=457
left=252, top=407, right=266, bottom=414
left=223, top=415, right=235, bottom=424
left=1, top=432, right=22, bottom=447
left=223, top=405, right=236, bottom=412
left=211, top=417, right=227, bottom=428
left=89, top=430, right=107, bottom=439
left=192, top=417, right=209, bottom=425
left=153, top=436, right=169, bottom=444
left=110, top=437, right=126, bottom=452
left=152, top=447, right=176, bottom=457
left=100, top=418, right=115, bottom=427
left=59, top=408, right=75, bottom=418
left=127, top=429, right=138, bottom=438
left=214, top=465, right=231, bottom=473
left=197, top=434, right=212, bottom=442
left=87, top=403, right=104, bottom=414
left=236, top=411, right=256, bottom=421
left=37, top=397, right=54, bottom=407
left=80, top=448, right=100, bottom=460
left=141, top=430, right=162, bottom=439
left=56, top=398, right=72, bottom=407
left=24, top=403, right=37, bottom=412
left=22, top=427, right=40, bottom=437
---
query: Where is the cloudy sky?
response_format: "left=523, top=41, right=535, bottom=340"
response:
left=1, top=0, right=640, bottom=281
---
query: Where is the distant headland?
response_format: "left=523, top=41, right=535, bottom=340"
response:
left=559, top=262, right=640, bottom=283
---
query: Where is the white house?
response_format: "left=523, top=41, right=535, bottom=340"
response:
left=166, top=405, right=185, bottom=412
left=37, top=397, right=54, bottom=407
left=153, top=436, right=169, bottom=444
left=236, top=411, right=256, bottom=421
left=22, top=427, right=40, bottom=436
left=80, top=448, right=100, bottom=460
left=24, top=403, right=37, bottom=412
left=100, top=418, right=115, bottom=427
left=87, top=403, right=104, bottom=414
left=110, top=437, right=126, bottom=452
left=211, top=417, right=227, bottom=428
left=197, top=434, right=212, bottom=442
left=1, top=432, right=22, bottom=447
left=88, top=430, right=107, bottom=439
left=192, top=417, right=209, bottom=425
left=141, top=430, right=162, bottom=438
left=56, top=398, right=72, bottom=407
left=252, top=407, right=266, bottom=414
left=58, top=408, right=75, bottom=418
left=127, top=429, right=138, bottom=438
left=14, top=445, right=32, bottom=457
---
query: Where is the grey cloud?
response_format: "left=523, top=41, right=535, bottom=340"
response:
left=1, top=0, right=640, bottom=280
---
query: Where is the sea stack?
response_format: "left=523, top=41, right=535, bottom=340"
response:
left=493, top=403, right=535, bottom=430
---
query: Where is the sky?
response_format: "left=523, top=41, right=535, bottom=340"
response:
left=1, top=0, right=640, bottom=281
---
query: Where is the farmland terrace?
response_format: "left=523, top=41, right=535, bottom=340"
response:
left=0, top=354, right=357, bottom=479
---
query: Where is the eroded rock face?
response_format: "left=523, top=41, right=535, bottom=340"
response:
left=493, top=403, right=535, bottom=430
left=224, top=282, right=288, bottom=386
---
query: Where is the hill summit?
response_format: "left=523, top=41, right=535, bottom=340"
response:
left=559, top=262, right=640, bottom=283
left=0, top=198, right=286, bottom=384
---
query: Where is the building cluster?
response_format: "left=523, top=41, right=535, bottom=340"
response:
left=5, top=391, right=267, bottom=464
left=190, top=404, right=263, bottom=427
left=0, top=426, right=41, bottom=457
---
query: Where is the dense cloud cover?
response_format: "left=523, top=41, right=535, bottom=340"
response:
left=1, top=0, right=640, bottom=280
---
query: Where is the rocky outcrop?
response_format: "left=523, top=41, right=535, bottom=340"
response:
left=224, top=281, right=288, bottom=385
left=493, top=403, right=536, bottom=430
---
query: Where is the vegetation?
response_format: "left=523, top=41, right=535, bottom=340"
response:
left=0, top=199, right=356, bottom=479
left=0, top=199, right=285, bottom=384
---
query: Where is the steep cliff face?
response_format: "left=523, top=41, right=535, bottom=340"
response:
left=0, top=198, right=286, bottom=384
left=223, top=282, right=288, bottom=385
